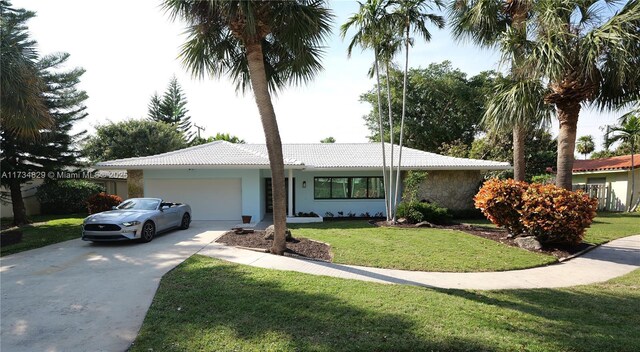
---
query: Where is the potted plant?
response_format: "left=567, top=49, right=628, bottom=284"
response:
left=241, top=215, right=252, bottom=224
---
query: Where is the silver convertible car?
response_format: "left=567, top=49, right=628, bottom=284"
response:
left=82, top=198, right=191, bottom=242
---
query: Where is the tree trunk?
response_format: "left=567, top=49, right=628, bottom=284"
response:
left=513, top=125, right=526, bottom=181
left=393, top=26, right=410, bottom=221
left=555, top=102, right=581, bottom=190
left=9, top=179, right=29, bottom=226
left=245, top=43, right=287, bottom=255
left=385, top=60, right=394, bottom=221
left=374, top=47, right=390, bottom=220
left=629, top=148, right=635, bottom=212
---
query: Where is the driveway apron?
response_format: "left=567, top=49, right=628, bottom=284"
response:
left=1, top=221, right=232, bottom=352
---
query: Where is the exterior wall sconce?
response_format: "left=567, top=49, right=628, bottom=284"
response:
left=302, top=181, right=307, bottom=188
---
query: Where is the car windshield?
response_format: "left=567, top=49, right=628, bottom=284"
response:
left=116, top=199, right=160, bottom=211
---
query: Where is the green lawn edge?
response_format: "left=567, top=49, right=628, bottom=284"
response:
left=0, top=214, right=85, bottom=257
left=130, top=255, right=640, bottom=352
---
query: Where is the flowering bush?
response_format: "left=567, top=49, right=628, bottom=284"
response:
left=474, top=179, right=529, bottom=235
left=520, top=184, right=598, bottom=245
left=86, top=193, right=123, bottom=214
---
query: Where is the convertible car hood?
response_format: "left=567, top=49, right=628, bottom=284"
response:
left=85, top=210, right=153, bottom=223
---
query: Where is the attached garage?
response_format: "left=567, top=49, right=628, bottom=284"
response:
left=145, top=178, right=242, bottom=221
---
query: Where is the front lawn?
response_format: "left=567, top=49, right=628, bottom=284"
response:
left=131, top=256, right=640, bottom=352
left=289, top=221, right=555, bottom=272
left=0, top=214, right=85, bottom=257
left=584, top=212, right=640, bottom=244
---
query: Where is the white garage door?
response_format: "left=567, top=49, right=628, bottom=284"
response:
left=145, top=178, right=242, bottom=221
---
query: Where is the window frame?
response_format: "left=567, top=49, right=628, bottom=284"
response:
left=313, top=176, right=385, bottom=200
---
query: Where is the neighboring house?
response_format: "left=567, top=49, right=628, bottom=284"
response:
left=0, top=170, right=128, bottom=218
left=95, top=141, right=510, bottom=222
left=572, top=154, right=640, bottom=211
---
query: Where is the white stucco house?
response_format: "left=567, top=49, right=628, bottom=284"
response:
left=95, top=141, right=511, bottom=222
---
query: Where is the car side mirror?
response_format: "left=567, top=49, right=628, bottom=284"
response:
left=111, top=206, right=118, bottom=210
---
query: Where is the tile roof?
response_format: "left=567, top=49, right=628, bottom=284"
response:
left=573, top=154, right=640, bottom=172
left=95, top=141, right=511, bottom=171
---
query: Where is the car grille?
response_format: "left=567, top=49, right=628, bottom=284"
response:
left=83, top=234, right=128, bottom=240
left=84, top=224, right=121, bottom=231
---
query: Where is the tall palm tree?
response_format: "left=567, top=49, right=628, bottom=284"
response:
left=0, top=0, right=52, bottom=138
left=389, top=0, right=444, bottom=220
left=341, top=0, right=393, bottom=219
left=450, top=0, right=548, bottom=182
left=525, top=0, right=640, bottom=189
left=609, top=113, right=640, bottom=211
left=576, top=135, right=595, bottom=159
left=163, top=0, right=333, bottom=254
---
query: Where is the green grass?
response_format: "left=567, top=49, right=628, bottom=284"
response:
left=131, top=255, right=640, bottom=352
left=289, top=221, right=555, bottom=272
left=585, top=212, right=640, bottom=244
left=0, top=214, right=85, bottom=257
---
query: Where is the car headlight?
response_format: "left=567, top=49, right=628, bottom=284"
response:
left=122, top=221, right=141, bottom=227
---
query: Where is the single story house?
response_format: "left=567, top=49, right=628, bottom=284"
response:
left=95, top=141, right=511, bottom=222
left=572, top=154, right=640, bottom=211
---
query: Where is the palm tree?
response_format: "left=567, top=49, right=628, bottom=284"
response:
left=390, top=0, right=444, bottom=221
left=163, top=0, right=333, bottom=254
left=0, top=1, right=52, bottom=138
left=576, top=135, right=595, bottom=159
left=341, top=0, right=393, bottom=220
left=608, top=113, right=640, bottom=211
left=525, top=0, right=640, bottom=189
left=449, top=0, right=548, bottom=182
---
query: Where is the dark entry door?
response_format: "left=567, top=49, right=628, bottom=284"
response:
left=265, top=178, right=295, bottom=214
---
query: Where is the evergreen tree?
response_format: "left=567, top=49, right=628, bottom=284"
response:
left=147, top=76, right=194, bottom=141
left=1, top=52, right=88, bottom=225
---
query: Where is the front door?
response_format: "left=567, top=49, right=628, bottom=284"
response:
left=265, top=178, right=295, bottom=214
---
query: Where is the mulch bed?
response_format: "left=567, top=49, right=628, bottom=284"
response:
left=374, top=220, right=594, bottom=260
left=216, top=230, right=332, bottom=262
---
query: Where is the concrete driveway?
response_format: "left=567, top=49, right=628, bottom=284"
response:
left=0, top=221, right=232, bottom=352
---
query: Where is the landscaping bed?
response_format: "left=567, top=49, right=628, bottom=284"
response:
left=216, top=230, right=332, bottom=262
left=374, top=221, right=594, bottom=260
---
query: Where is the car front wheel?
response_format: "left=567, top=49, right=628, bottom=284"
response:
left=140, top=221, right=155, bottom=242
left=180, top=213, right=190, bottom=230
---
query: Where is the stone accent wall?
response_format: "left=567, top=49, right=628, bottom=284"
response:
left=415, top=170, right=484, bottom=210
left=127, top=170, right=144, bottom=198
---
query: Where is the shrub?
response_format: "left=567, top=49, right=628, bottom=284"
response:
left=474, top=179, right=529, bottom=235
left=520, top=184, right=598, bottom=245
left=36, top=180, right=104, bottom=214
left=87, top=192, right=123, bottom=214
left=397, top=201, right=452, bottom=225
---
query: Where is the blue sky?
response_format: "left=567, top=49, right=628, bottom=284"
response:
left=15, top=0, right=626, bottom=151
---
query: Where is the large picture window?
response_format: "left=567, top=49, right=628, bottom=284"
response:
left=314, top=177, right=385, bottom=199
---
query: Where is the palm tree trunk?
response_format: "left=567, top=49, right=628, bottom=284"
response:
left=374, top=47, right=390, bottom=220
left=513, top=124, right=526, bottom=181
left=385, top=60, right=394, bottom=221
left=629, top=147, right=635, bottom=212
left=393, top=28, right=410, bottom=221
left=555, top=101, right=581, bottom=190
left=245, top=43, right=287, bottom=255
left=9, top=179, right=29, bottom=226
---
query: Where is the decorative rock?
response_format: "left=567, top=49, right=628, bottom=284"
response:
left=414, top=221, right=434, bottom=228
left=263, top=225, right=293, bottom=241
left=514, top=236, right=542, bottom=251
left=397, top=218, right=408, bottom=225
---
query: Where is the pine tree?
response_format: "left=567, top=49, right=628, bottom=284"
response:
left=1, top=52, right=88, bottom=225
left=147, top=76, right=194, bottom=141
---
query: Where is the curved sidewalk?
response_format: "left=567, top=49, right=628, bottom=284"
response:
left=198, top=235, right=640, bottom=290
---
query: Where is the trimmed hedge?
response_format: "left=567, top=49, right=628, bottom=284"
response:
left=397, top=201, right=452, bottom=225
left=474, top=179, right=598, bottom=245
left=36, top=180, right=103, bottom=214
